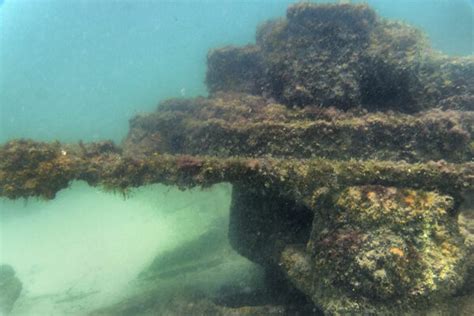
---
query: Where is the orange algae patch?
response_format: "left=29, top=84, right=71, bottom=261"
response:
left=390, top=247, right=405, bottom=257
left=404, top=193, right=416, bottom=207
left=366, top=191, right=377, bottom=201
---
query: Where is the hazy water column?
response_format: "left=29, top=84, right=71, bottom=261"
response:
left=0, top=0, right=293, bottom=143
left=0, top=0, right=472, bottom=143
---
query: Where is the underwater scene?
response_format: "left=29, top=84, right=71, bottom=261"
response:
left=0, top=0, right=473, bottom=315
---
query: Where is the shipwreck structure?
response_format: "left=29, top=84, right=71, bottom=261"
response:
left=1, top=3, right=473, bottom=315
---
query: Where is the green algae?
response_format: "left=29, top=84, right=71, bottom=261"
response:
left=1, top=140, right=472, bottom=201
left=1, top=2, right=473, bottom=315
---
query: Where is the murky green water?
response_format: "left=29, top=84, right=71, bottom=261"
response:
left=0, top=1, right=472, bottom=315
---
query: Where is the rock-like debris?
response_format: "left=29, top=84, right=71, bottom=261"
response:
left=1, top=3, right=473, bottom=315
left=207, top=3, right=473, bottom=112
left=0, top=265, right=22, bottom=315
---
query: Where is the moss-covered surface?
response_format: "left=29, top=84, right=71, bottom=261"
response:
left=1, top=140, right=472, bottom=314
left=1, top=2, right=473, bottom=315
left=0, top=139, right=472, bottom=202
left=207, top=3, right=474, bottom=111
left=124, top=93, right=473, bottom=162
left=299, top=186, right=467, bottom=314
left=206, top=46, right=265, bottom=96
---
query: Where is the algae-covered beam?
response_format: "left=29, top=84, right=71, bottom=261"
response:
left=0, top=139, right=256, bottom=199
left=273, top=158, right=473, bottom=208
left=0, top=139, right=472, bottom=201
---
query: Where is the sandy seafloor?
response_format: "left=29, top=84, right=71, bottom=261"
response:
left=0, top=0, right=472, bottom=315
left=0, top=182, right=262, bottom=315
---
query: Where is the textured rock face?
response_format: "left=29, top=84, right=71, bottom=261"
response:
left=309, top=186, right=465, bottom=313
left=0, top=265, right=22, bottom=315
left=0, top=2, right=473, bottom=315
left=203, top=3, right=473, bottom=314
left=124, top=93, right=474, bottom=163
left=207, top=3, right=474, bottom=112
left=228, top=184, right=470, bottom=314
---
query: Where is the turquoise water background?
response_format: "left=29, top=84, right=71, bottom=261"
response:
left=0, top=0, right=472, bottom=144
left=0, top=1, right=472, bottom=315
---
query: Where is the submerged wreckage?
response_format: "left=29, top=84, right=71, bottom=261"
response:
left=1, top=3, right=473, bottom=315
